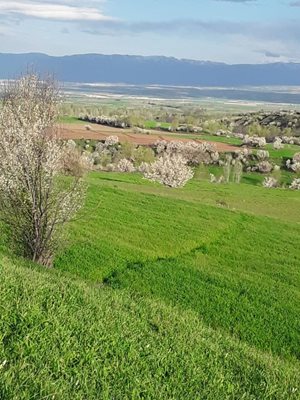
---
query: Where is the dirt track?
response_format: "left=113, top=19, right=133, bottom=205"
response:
left=60, top=123, right=238, bottom=152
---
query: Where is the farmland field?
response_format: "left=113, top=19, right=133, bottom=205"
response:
left=1, top=168, right=300, bottom=399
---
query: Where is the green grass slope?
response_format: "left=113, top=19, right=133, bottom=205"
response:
left=1, top=259, right=300, bottom=399
left=1, top=172, right=300, bottom=399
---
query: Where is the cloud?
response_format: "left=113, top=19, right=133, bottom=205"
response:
left=81, top=18, right=300, bottom=42
left=0, top=0, right=113, bottom=22
left=289, top=1, right=300, bottom=6
left=255, top=50, right=282, bottom=58
left=80, top=17, right=300, bottom=62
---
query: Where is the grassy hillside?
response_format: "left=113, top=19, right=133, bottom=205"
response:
left=1, top=171, right=300, bottom=398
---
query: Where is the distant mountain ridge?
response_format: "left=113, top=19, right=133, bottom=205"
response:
left=1, top=52, right=300, bottom=86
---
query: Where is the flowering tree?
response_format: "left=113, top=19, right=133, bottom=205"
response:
left=143, top=154, right=194, bottom=188
left=154, top=140, right=219, bottom=166
left=0, top=75, right=85, bottom=266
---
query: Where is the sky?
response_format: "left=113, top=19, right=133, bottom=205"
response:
left=0, top=0, right=300, bottom=63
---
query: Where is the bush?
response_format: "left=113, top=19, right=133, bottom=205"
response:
left=258, top=161, right=273, bottom=173
left=263, top=177, right=278, bottom=188
left=290, top=178, right=300, bottom=190
left=134, top=146, right=155, bottom=165
left=243, top=136, right=266, bottom=148
left=286, top=153, right=300, bottom=173
left=273, top=137, right=284, bottom=150
left=116, top=159, right=135, bottom=173
left=257, top=150, right=270, bottom=161
left=105, top=135, right=119, bottom=147
left=119, top=141, right=136, bottom=161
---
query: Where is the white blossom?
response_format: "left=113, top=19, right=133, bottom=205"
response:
left=286, top=153, right=300, bottom=173
left=273, top=137, right=284, bottom=150
left=116, top=158, right=135, bottom=172
left=243, top=135, right=266, bottom=148
left=257, top=150, right=269, bottom=161
left=104, top=135, right=119, bottom=147
left=0, top=75, right=85, bottom=266
left=290, top=178, right=300, bottom=190
left=257, top=161, right=273, bottom=173
left=263, top=177, right=278, bottom=188
left=143, top=154, right=194, bottom=188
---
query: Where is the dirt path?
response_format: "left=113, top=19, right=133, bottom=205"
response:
left=60, top=123, right=238, bottom=152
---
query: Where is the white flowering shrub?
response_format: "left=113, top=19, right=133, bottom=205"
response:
left=210, top=174, right=224, bottom=184
left=67, top=139, right=77, bottom=149
left=104, top=135, right=119, bottom=147
left=273, top=137, right=284, bottom=150
left=138, top=162, right=149, bottom=173
left=234, top=148, right=252, bottom=164
left=117, top=158, right=135, bottom=173
left=143, top=154, right=194, bottom=188
left=294, top=153, right=300, bottom=163
left=106, top=163, right=115, bottom=172
left=282, top=136, right=300, bottom=146
left=263, top=177, right=278, bottom=188
left=286, top=153, right=300, bottom=173
left=0, top=75, right=85, bottom=266
left=290, top=178, right=300, bottom=190
left=257, top=161, right=273, bottom=173
left=256, top=150, right=269, bottom=161
left=154, top=140, right=168, bottom=155
left=243, top=135, right=266, bottom=148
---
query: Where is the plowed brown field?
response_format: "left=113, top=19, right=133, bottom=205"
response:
left=60, top=123, right=237, bottom=152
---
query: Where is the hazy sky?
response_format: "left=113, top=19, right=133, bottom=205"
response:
left=0, top=0, right=300, bottom=63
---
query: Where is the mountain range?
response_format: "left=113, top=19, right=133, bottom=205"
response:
left=1, top=53, right=300, bottom=86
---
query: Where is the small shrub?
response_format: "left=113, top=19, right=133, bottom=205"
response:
left=257, top=150, right=269, bottom=161
left=117, top=159, right=135, bottom=173
left=258, top=161, right=273, bottom=173
left=290, top=178, right=300, bottom=190
left=119, top=141, right=137, bottom=160
left=273, top=137, right=284, bottom=150
left=243, top=135, right=266, bottom=148
left=286, top=153, right=300, bottom=173
left=263, top=177, right=278, bottom=188
left=105, top=136, right=119, bottom=147
left=134, top=146, right=155, bottom=165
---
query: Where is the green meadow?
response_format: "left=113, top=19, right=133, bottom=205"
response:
left=1, top=170, right=300, bottom=399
